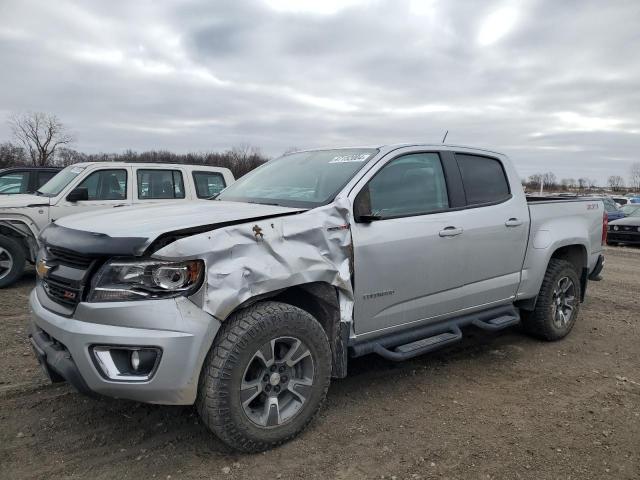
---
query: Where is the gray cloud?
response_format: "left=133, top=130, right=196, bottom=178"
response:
left=0, top=0, right=638, bottom=184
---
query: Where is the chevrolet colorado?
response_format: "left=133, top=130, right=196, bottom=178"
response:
left=28, top=144, right=606, bottom=452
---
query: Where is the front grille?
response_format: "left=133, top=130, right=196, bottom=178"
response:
left=47, top=246, right=94, bottom=269
left=42, top=277, right=83, bottom=307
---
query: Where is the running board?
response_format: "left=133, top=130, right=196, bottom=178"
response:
left=350, top=305, right=521, bottom=362
left=373, top=327, right=462, bottom=361
left=471, top=314, right=520, bottom=331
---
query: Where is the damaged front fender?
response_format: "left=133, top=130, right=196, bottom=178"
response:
left=153, top=198, right=355, bottom=371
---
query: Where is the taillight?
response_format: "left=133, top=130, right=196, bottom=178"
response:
left=602, top=211, right=608, bottom=246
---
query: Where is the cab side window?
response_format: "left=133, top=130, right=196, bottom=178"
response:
left=137, top=170, right=185, bottom=199
left=76, top=169, right=127, bottom=200
left=357, top=153, right=449, bottom=219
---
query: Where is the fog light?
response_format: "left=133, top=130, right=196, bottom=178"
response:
left=92, top=346, right=161, bottom=381
left=131, top=350, right=140, bottom=371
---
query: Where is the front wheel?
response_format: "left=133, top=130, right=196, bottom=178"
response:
left=0, top=236, right=25, bottom=288
left=197, top=301, right=332, bottom=452
left=521, top=259, right=581, bottom=341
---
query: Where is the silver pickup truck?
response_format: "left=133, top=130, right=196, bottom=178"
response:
left=28, top=144, right=606, bottom=452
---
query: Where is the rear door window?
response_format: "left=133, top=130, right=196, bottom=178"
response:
left=137, top=170, right=185, bottom=199
left=192, top=171, right=227, bottom=198
left=455, top=154, right=510, bottom=205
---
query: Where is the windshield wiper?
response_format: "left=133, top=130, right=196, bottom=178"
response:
left=247, top=200, right=284, bottom=207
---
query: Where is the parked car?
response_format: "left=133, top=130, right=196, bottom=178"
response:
left=612, top=196, right=628, bottom=206
left=607, top=208, right=640, bottom=246
left=0, top=167, right=60, bottom=195
left=629, top=197, right=640, bottom=204
left=620, top=204, right=640, bottom=217
left=0, top=162, right=234, bottom=287
left=28, top=144, right=605, bottom=452
left=602, top=196, right=625, bottom=221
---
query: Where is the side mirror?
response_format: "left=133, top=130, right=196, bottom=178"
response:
left=353, top=186, right=381, bottom=223
left=66, top=187, right=89, bottom=202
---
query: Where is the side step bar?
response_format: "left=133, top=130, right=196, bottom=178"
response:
left=351, top=305, right=520, bottom=362
left=373, top=327, right=462, bottom=361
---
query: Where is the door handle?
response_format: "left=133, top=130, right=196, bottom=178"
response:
left=439, top=226, right=463, bottom=237
left=505, top=218, right=523, bottom=227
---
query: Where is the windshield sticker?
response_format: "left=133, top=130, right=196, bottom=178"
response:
left=329, top=153, right=371, bottom=164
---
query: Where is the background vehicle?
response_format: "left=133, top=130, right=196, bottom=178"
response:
left=28, top=144, right=605, bottom=452
left=607, top=208, right=640, bottom=246
left=602, top=196, right=624, bottom=221
left=620, top=204, right=640, bottom=217
left=0, top=162, right=234, bottom=287
left=0, top=167, right=60, bottom=195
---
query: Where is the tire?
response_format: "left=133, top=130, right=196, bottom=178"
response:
left=521, top=259, right=581, bottom=341
left=0, top=236, right=25, bottom=288
left=197, top=301, right=332, bottom=452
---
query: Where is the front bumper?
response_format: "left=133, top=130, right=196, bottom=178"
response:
left=29, top=288, right=221, bottom=405
left=608, top=231, right=640, bottom=244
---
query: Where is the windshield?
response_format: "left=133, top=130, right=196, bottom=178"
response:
left=217, top=148, right=378, bottom=208
left=37, top=165, right=86, bottom=196
left=621, top=204, right=640, bottom=216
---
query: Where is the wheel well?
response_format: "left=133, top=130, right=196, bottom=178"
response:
left=550, top=244, right=587, bottom=274
left=232, top=282, right=349, bottom=378
left=550, top=244, right=588, bottom=302
left=0, top=224, right=34, bottom=262
left=517, top=244, right=588, bottom=312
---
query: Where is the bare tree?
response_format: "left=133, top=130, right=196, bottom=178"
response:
left=578, top=178, right=589, bottom=190
left=542, top=172, right=557, bottom=189
left=630, top=162, right=640, bottom=190
left=8, top=112, right=74, bottom=166
left=607, top=175, right=625, bottom=192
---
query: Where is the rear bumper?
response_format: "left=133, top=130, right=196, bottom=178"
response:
left=28, top=288, right=221, bottom=405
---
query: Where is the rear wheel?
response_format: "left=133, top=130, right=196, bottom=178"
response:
left=522, top=259, right=581, bottom=341
left=0, top=236, right=25, bottom=288
left=197, top=301, right=332, bottom=452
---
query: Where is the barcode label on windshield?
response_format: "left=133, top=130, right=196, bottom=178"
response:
left=329, top=153, right=370, bottom=163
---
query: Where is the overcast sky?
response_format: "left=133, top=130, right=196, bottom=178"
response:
left=0, top=0, right=638, bottom=183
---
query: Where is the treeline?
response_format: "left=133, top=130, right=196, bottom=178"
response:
left=0, top=142, right=268, bottom=178
left=522, top=166, right=640, bottom=193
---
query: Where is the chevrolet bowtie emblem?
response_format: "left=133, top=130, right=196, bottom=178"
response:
left=36, top=259, right=52, bottom=278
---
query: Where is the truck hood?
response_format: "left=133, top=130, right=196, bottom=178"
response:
left=42, top=201, right=305, bottom=256
left=0, top=193, right=50, bottom=209
left=609, top=216, right=640, bottom=226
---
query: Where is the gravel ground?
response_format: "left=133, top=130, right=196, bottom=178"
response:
left=0, top=247, right=639, bottom=479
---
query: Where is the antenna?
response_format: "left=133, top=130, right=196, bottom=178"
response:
left=441, top=130, right=448, bottom=143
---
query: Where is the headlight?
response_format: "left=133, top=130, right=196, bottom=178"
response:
left=613, top=225, right=619, bottom=231
left=637, top=226, right=640, bottom=232
left=88, top=258, right=204, bottom=302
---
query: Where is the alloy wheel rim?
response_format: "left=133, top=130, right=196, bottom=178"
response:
left=240, top=336, right=315, bottom=428
left=551, top=276, right=576, bottom=329
left=0, top=247, right=13, bottom=280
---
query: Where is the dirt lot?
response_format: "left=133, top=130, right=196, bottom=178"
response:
left=1, top=247, right=639, bottom=480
